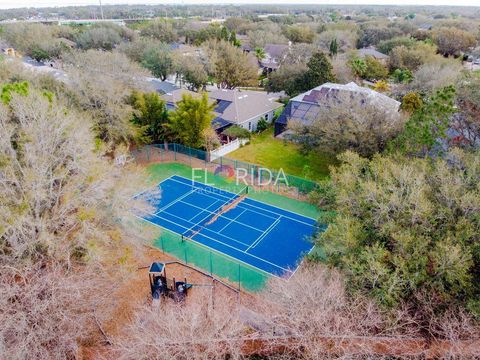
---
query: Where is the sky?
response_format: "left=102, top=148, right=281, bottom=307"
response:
left=0, top=0, right=479, bottom=10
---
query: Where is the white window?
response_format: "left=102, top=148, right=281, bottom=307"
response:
left=248, top=122, right=251, bottom=130
left=265, top=113, right=269, bottom=121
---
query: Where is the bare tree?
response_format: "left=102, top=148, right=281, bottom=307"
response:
left=62, top=50, right=150, bottom=150
left=0, top=263, right=117, bottom=360
left=113, top=298, right=244, bottom=360
left=0, top=85, right=158, bottom=358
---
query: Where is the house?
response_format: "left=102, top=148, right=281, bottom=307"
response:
left=237, top=34, right=252, bottom=53
left=160, top=88, right=282, bottom=135
left=418, top=23, right=433, bottom=31
left=209, top=89, right=283, bottom=133
left=57, top=37, right=76, bottom=49
left=260, top=43, right=289, bottom=73
left=274, top=82, right=400, bottom=137
left=357, top=47, right=389, bottom=63
left=148, top=78, right=179, bottom=95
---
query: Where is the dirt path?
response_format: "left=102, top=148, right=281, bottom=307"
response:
left=79, top=246, right=247, bottom=359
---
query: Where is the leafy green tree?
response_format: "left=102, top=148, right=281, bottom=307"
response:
left=222, top=125, right=251, bottom=139
left=392, top=86, right=456, bottom=156
left=363, top=56, right=388, bottom=81
left=314, top=149, right=480, bottom=315
left=204, top=40, right=258, bottom=89
left=349, top=58, right=367, bottom=79
left=284, top=25, right=315, bottom=44
left=1, top=81, right=29, bottom=104
left=173, top=53, right=208, bottom=91
left=230, top=31, right=241, bottom=47
left=141, top=45, right=173, bottom=81
left=329, top=38, right=338, bottom=58
left=357, top=26, right=402, bottom=48
left=377, top=36, right=416, bottom=55
left=30, top=46, right=52, bottom=62
left=220, top=26, right=229, bottom=42
left=256, top=117, right=269, bottom=132
left=254, top=47, right=266, bottom=60
left=400, top=92, right=423, bottom=114
left=167, top=93, right=215, bottom=148
left=350, top=56, right=388, bottom=81
left=265, top=63, right=309, bottom=96
left=392, top=68, right=413, bottom=83
left=303, top=52, right=336, bottom=89
left=140, top=19, right=178, bottom=43
left=130, top=91, right=169, bottom=144
left=75, top=27, right=122, bottom=50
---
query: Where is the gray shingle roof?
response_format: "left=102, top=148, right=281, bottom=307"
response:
left=358, top=47, right=389, bottom=60
left=209, top=89, right=283, bottom=124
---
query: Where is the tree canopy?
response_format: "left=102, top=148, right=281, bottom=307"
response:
left=167, top=92, right=215, bottom=148
left=315, top=149, right=480, bottom=315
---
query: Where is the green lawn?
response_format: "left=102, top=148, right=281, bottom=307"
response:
left=228, top=128, right=337, bottom=181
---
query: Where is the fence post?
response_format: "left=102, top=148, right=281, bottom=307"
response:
left=238, top=264, right=241, bottom=291
left=174, top=143, right=177, bottom=161
left=184, top=245, right=188, bottom=264
left=209, top=251, right=213, bottom=276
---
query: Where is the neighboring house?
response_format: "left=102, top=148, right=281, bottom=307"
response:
left=357, top=47, right=389, bottom=63
left=418, top=23, right=433, bottom=31
left=57, top=37, right=76, bottom=49
left=148, top=78, right=180, bottom=95
left=238, top=34, right=252, bottom=53
left=19, top=56, right=69, bottom=83
left=260, top=43, right=289, bottom=73
left=209, top=88, right=283, bottom=133
left=274, top=82, right=400, bottom=137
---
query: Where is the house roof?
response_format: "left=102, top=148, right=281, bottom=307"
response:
left=149, top=79, right=179, bottom=94
left=208, top=89, right=283, bottom=125
left=357, top=47, right=389, bottom=60
left=291, top=82, right=400, bottom=110
left=57, top=37, right=76, bottom=48
left=264, top=44, right=289, bottom=59
left=161, top=89, right=200, bottom=105
left=278, top=82, right=400, bottom=130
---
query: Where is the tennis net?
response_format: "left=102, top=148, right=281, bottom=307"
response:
left=182, top=185, right=248, bottom=240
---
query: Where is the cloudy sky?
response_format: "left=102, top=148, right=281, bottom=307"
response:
left=0, top=0, right=479, bottom=10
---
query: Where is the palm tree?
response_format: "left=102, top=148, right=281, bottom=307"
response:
left=254, top=47, right=266, bottom=61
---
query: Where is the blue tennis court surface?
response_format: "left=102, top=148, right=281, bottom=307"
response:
left=135, top=175, right=317, bottom=278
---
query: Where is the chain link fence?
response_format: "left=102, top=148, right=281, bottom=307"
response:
left=132, top=143, right=319, bottom=195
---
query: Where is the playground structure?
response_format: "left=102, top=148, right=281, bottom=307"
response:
left=148, top=262, right=192, bottom=303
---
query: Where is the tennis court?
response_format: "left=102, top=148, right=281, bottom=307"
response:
left=135, top=175, right=317, bottom=278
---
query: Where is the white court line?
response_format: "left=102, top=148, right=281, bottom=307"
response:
left=196, top=192, right=278, bottom=221
left=131, top=174, right=175, bottom=199
left=246, top=216, right=281, bottom=252
left=148, top=212, right=290, bottom=272
left=162, top=209, right=250, bottom=247
left=132, top=213, right=285, bottom=278
left=179, top=199, right=264, bottom=233
left=169, top=175, right=317, bottom=226
left=287, top=244, right=316, bottom=280
left=155, top=187, right=198, bottom=215
left=218, top=209, right=247, bottom=233
left=187, top=199, right=220, bottom=222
